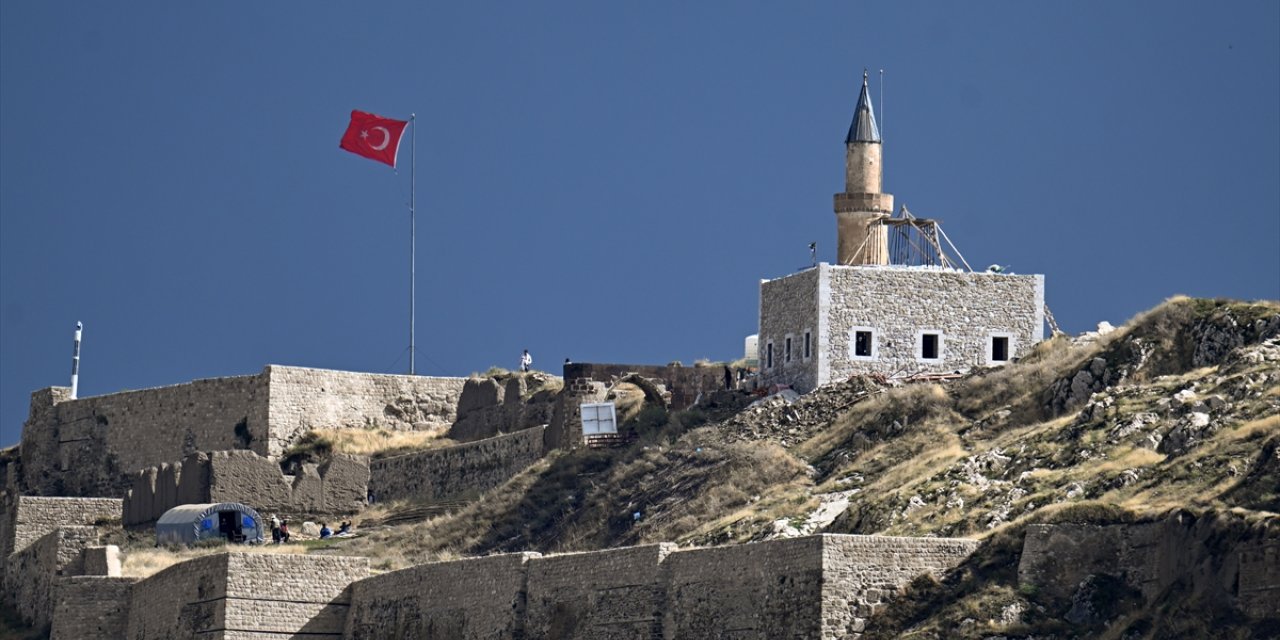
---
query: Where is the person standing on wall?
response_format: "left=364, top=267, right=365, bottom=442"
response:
left=521, top=349, right=533, bottom=373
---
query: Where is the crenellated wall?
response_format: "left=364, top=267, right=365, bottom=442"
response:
left=123, top=450, right=369, bottom=525
left=18, top=366, right=464, bottom=499
left=368, top=426, right=545, bottom=504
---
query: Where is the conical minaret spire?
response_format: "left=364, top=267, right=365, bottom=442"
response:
left=846, top=70, right=881, bottom=144
left=834, top=69, right=893, bottom=265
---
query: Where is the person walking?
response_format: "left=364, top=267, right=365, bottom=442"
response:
left=270, top=513, right=282, bottom=544
left=521, top=349, right=533, bottom=372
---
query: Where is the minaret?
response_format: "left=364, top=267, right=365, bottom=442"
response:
left=834, top=71, right=893, bottom=265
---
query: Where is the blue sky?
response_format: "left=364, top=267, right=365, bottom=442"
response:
left=2, top=2, right=1277, bottom=447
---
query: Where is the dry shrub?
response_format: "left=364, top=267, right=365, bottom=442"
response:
left=120, top=543, right=311, bottom=578
left=286, top=428, right=455, bottom=461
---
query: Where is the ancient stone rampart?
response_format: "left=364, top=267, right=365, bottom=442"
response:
left=18, top=365, right=464, bottom=498
left=343, top=533, right=977, bottom=639
left=368, top=426, right=545, bottom=504
left=345, top=552, right=538, bottom=639
left=123, top=450, right=369, bottom=525
left=448, top=374, right=559, bottom=442
left=543, top=362, right=741, bottom=450
left=0, top=495, right=121, bottom=561
left=122, top=552, right=369, bottom=639
left=50, top=576, right=137, bottom=640
left=1017, top=514, right=1280, bottom=620
left=525, top=543, right=675, bottom=639
left=3, top=526, right=99, bottom=631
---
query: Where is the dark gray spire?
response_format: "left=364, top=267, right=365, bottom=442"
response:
left=845, top=70, right=881, bottom=144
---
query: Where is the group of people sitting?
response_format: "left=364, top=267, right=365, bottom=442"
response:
left=318, top=521, right=351, bottom=539
left=267, top=514, right=354, bottom=543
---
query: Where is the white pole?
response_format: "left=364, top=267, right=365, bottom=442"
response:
left=70, top=321, right=82, bottom=399
left=409, top=114, right=416, bottom=376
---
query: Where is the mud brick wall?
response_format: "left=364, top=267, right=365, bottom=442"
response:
left=264, top=366, right=466, bottom=456
left=50, top=576, right=138, bottom=640
left=345, top=552, right=539, bottom=639
left=123, top=451, right=369, bottom=525
left=3, top=526, right=99, bottom=631
left=821, top=535, right=980, bottom=637
left=368, top=427, right=545, bottom=504
left=524, top=543, right=675, bottom=640
left=664, top=536, right=827, bottom=638
left=1, top=496, right=120, bottom=561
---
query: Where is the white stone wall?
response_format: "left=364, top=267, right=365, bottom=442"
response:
left=760, top=264, right=1044, bottom=392
left=759, top=268, right=821, bottom=392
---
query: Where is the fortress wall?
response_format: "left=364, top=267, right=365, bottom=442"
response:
left=543, top=377, right=607, bottom=451
left=368, top=426, right=545, bottom=504
left=563, top=362, right=732, bottom=411
left=3, top=526, right=99, bottom=631
left=759, top=267, right=822, bottom=392
left=824, top=267, right=1044, bottom=382
left=447, top=375, right=561, bottom=443
left=125, top=553, right=230, bottom=638
left=664, top=536, right=827, bottom=639
left=523, top=543, right=675, bottom=640
left=49, top=576, right=138, bottom=640
left=2, top=496, right=121, bottom=560
left=345, top=552, right=538, bottom=640
left=820, top=535, right=981, bottom=637
left=264, top=366, right=466, bottom=456
left=221, top=553, right=369, bottom=637
left=20, top=373, right=271, bottom=497
left=124, top=451, right=369, bottom=525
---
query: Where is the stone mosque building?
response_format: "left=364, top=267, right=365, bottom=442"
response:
left=757, top=73, right=1045, bottom=392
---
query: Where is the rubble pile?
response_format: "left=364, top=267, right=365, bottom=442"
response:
left=718, top=376, right=884, bottom=447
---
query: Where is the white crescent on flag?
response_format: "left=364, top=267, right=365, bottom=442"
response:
left=369, top=127, right=391, bottom=151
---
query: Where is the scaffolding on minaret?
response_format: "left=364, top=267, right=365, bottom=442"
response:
left=846, top=205, right=974, bottom=271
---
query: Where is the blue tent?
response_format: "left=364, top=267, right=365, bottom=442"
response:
left=155, top=502, right=265, bottom=546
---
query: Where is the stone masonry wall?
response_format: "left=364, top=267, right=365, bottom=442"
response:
left=345, top=552, right=538, bottom=639
left=20, top=374, right=270, bottom=497
left=341, top=534, right=977, bottom=639
left=125, top=552, right=369, bottom=639
left=368, top=427, right=545, bottom=504
left=821, top=535, right=981, bottom=637
left=264, top=366, right=466, bottom=456
left=50, top=576, right=138, bottom=640
left=18, top=365, right=464, bottom=499
left=759, top=267, right=822, bottom=392
left=524, top=544, right=675, bottom=640
left=1, top=496, right=121, bottom=561
left=664, top=536, right=826, bottom=638
left=448, top=374, right=560, bottom=443
left=760, top=264, right=1044, bottom=392
left=1018, top=514, right=1279, bottom=622
left=3, top=525, right=99, bottom=631
left=123, top=450, right=368, bottom=525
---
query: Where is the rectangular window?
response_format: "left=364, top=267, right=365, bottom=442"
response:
left=804, top=331, right=811, bottom=359
left=785, top=337, right=792, bottom=363
left=854, top=330, right=872, bottom=357
left=766, top=342, right=774, bottom=369
left=991, top=336, right=1010, bottom=362
left=921, top=333, right=940, bottom=360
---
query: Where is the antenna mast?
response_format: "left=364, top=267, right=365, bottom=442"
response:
left=70, top=322, right=82, bottom=399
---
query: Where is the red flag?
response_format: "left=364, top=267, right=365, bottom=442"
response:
left=339, top=110, right=408, bottom=167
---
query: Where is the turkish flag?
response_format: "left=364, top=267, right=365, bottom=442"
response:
left=339, top=110, right=408, bottom=167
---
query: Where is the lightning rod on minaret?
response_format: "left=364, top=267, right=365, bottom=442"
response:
left=70, top=321, right=82, bottom=400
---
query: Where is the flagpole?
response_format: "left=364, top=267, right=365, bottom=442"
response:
left=409, top=113, right=416, bottom=376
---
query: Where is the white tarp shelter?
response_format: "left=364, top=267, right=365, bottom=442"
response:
left=155, top=502, right=265, bottom=546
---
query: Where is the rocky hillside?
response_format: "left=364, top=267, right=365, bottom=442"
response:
left=315, top=297, right=1279, bottom=637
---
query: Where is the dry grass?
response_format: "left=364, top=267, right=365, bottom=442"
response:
left=288, top=428, right=455, bottom=460
left=120, top=543, right=311, bottom=578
